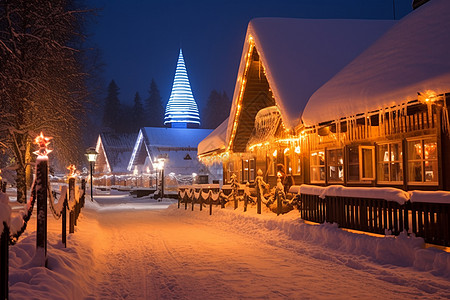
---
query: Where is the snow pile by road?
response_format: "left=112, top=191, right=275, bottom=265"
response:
left=164, top=204, right=450, bottom=278
left=8, top=231, right=95, bottom=299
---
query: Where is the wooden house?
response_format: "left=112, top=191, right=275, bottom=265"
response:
left=198, top=17, right=395, bottom=186
left=127, top=127, right=212, bottom=190
left=94, top=132, right=137, bottom=186
left=300, top=0, right=450, bottom=191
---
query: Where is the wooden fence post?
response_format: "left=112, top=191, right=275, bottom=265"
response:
left=178, top=192, right=181, bottom=209
left=256, top=181, right=261, bottom=215
left=277, top=190, right=282, bottom=216
left=1, top=222, right=9, bottom=300
left=209, top=193, right=213, bottom=215
left=185, top=193, right=188, bottom=210
left=62, top=193, right=67, bottom=248
left=69, top=178, right=75, bottom=234
left=35, top=156, right=48, bottom=266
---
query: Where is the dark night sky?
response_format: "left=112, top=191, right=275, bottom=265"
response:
left=89, top=0, right=412, bottom=112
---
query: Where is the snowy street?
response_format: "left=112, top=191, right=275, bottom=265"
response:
left=9, top=191, right=450, bottom=299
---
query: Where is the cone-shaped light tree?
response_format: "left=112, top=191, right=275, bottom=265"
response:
left=164, top=49, right=200, bottom=128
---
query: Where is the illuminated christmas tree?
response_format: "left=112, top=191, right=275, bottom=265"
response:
left=164, top=49, right=200, bottom=128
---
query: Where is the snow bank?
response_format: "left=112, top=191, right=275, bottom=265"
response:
left=9, top=232, right=95, bottom=300
left=164, top=205, right=450, bottom=279
left=291, top=184, right=410, bottom=204
left=409, top=190, right=450, bottom=204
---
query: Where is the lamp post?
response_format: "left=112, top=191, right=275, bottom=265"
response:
left=85, top=147, right=98, bottom=202
left=158, top=157, right=165, bottom=199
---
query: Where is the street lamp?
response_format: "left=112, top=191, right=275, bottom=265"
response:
left=157, top=157, right=166, bottom=199
left=85, top=147, right=98, bottom=201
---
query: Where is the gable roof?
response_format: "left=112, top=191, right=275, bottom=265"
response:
left=302, top=0, right=450, bottom=126
left=198, top=118, right=228, bottom=156
left=96, top=132, right=137, bottom=173
left=226, top=17, right=395, bottom=146
left=128, top=127, right=212, bottom=174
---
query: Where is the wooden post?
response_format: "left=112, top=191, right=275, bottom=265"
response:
left=185, top=193, right=188, bottom=210
left=1, top=222, right=9, bottom=300
left=69, top=178, right=75, bottom=234
left=62, top=194, right=67, bottom=248
left=178, top=192, right=181, bottom=209
left=199, top=190, right=203, bottom=212
left=277, top=189, right=282, bottom=216
left=35, top=157, right=48, bottom=266
left=209, top=194, right=213, bottom=215
left=257, top=180, right=261, bottom=215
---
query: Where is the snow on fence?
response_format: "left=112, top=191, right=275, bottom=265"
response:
left=177, top=177, right=299, bottom=216
left=178, top=183, right=450, bottom=247
left=295, top=185, right=450, bottom=246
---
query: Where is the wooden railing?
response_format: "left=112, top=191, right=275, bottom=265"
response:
left=299, top=194, right=450, bottom=246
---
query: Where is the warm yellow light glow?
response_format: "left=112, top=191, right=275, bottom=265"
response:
left=295, top=146, right=301, bottom=154
left=67, top=164, right=77, bottom=178
left=33, top=132, right=53, bottom=157
left=273, top=150, right=277, bottom=157
left=284, top=148, right=289, bottom=154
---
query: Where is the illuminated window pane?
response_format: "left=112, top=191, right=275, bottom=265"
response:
left=424, top=161, right=438, bottom=182
left=327, top=148, right=344, bottom=182
left=408, top=162, right=423, bottom=182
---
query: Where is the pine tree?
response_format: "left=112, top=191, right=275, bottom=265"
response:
left=202, top=90, right=232, bottom=129
left=145, top=79, right=164, bottom=127
left=103, top=80, right=121, bottom=131
left=132, top=92, right=145, bottom=131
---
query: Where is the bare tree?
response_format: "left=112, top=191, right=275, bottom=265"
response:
left=0, top=0, right=93, bottom=203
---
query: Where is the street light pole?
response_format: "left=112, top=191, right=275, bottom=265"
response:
left=90, top=160, right=93, bottom=201
left=85, top=147, right=98, bottom=202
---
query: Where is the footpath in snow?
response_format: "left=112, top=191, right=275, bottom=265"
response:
left=6, top=192, right=450, bottom=299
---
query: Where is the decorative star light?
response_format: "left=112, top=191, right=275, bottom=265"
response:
left=33, top=132, right=53, bottom=157
left=67, top=164, right=77, bottom=178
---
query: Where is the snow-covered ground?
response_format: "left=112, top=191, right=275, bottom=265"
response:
left=7, top=190, right=450, bottom=299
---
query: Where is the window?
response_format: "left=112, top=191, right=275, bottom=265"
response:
left=242, top=159, right=256, bottom=183
left=407, top=138, right=438, bottom=184
left=242, top=160, right=249, bottom=182
left=347, top=146, right=359, bottom=182
left=285, top=150, right=292, bottom=174
left=249, top=159, right=256, bottom=181
left=327, top=148, right=344, bottom=182
left=293, top=154, right=301, bottom=175
left=377, top=142, right=403, bottom=184
left=310, top=150, right=325, bottom=183
left=360, top=146, right=375, bottom=180
left=227, top=162, right=234, bottom=182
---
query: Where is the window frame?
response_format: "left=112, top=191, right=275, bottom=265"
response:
left=376, top=141, right=403, bottom=184
left=326, top=147, right=344, bottom=183
left=310, top=150, right=325, bottom=183
left=359, top=146, right=376, bottom=181
left=406, top=136, right=438, bottom=185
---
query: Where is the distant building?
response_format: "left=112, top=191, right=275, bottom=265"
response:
left=164, top=49, right=201, bottom=128
left=95, top=132, right=137, bottom=186
left=127, top=127, right=212, bottom=192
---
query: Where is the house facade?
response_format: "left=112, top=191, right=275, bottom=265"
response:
left=198, top=17, right=395, bottom=187
left=199, top=0, right=450, bottom=192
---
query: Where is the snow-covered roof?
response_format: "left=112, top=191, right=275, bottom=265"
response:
left=198, top=118, right=228, bottom=156
left=96, top=132, right=137, bottom=173
left=128, top=127, right=212, bottom=175
left=227, top=17, right=395, bottom=141
left=302, top=0, right=450, bottom=126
